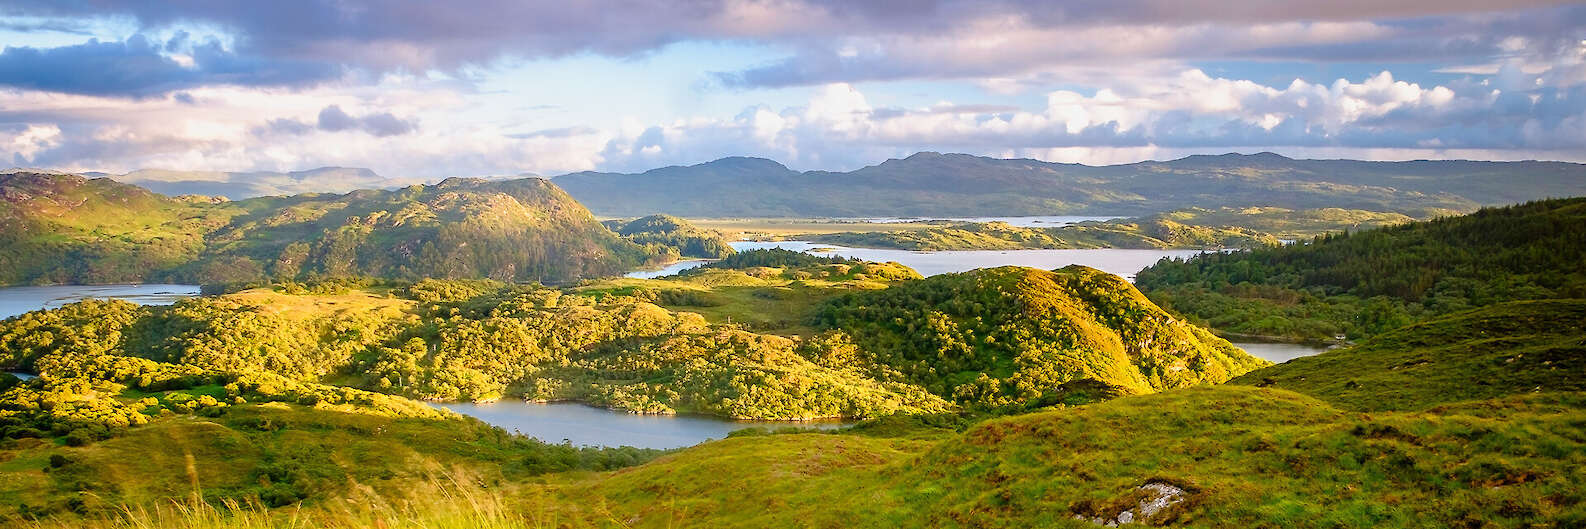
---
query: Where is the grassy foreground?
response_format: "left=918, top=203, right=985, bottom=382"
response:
left=1, top=402, right=661, bottom=520
left=556, top=386, right=1585, bottom=528
left=23, top=385, right=1584, bottom=528
left=9, top=300, right=1585, bottom=528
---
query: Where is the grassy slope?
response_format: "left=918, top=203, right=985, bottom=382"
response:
left=550, top=386, right=1585, bottom=528
left=1228, top=300, right=1586, bottom=411
left=19, top=385, right=1584, bottom=528
left=0, top=402, right=652, bottom=519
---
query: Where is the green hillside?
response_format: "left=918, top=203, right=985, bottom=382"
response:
left=0, top=171, right=233, bottom=285
left=1, top=402, right=661, bottom=518
left=196, top=177, right=653, bottom=285
left=1229, top=300, right=1586, bottom=411
left=1136, top=198, right=1586, bottom=341
left=0, top=172, right=671, bottom=286
left=815, top=266, right=1268, bottom=408
left=554, top=386, right=1584, bottom=528
left=15, top=387, right=1582, bottom=527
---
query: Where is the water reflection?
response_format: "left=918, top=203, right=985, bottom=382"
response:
left=436, top=400, right=848, bottom=449
left=1231, top=342, right=1330, bottom=363
left=857, top=215, right=1122, bottom=228
left=624, top=259, right=716, bottom=279
left=0, top=284, right=200, bottom=319
left=726, top=240, right=1203, bottom=281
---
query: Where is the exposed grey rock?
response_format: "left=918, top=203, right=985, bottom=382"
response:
left=1080, top=481, right=1188, bottom=526
left=1135, top=482, right=1187, bottom=518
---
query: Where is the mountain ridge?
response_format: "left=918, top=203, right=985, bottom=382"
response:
left=23, top=151, right=1584, bottom=211
left=552, top=152, right=1586, bottom=217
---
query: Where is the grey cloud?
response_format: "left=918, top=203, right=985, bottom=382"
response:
left=718, top=4, right=1586, bottom=88
left=0, top=34, right=340, bottom=97
left=256, top=105, right=416, bottom=138
left=0, top=36, right=194, bottom=96
left=316, top=105, right=358, bottom=132
left=315, top=105, right=414, bottom=137
left=358, top=112, right=415, bottom=137
left=3, top=1, right=1580, bottom=93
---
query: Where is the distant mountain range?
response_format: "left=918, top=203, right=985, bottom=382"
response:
left=554, top=152, right=1586, bottom=217
left=23, top=151, right=1586, bottom=217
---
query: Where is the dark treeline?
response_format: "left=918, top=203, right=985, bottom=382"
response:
left=1136, top=198, right=1586, bottom=341
left=699, top=248, right=852, bottom=270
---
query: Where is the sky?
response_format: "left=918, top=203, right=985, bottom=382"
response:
left=0, top=0, right=1584, bottom=182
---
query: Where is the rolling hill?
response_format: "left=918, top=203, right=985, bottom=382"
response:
left=815, top=265, right=1268, bottom=407
left=0, top=171, right=659, bottom=286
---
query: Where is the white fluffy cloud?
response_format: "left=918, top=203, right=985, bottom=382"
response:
left=2, top=124, right=62, bottom=164
left=598, top=66, right=1585, bottom=171
left=3, top=63, right=1583, bottom=182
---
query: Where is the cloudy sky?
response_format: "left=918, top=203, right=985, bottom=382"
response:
left=1, top=1, right=1583, bottom=180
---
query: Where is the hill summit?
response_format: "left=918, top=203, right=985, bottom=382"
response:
left=817, top=265, right=1268, bottom=408
left=0, top=171, right=658, bottom=285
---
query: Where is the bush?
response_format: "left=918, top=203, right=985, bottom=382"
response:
left=63, top=429, right=94, bottom=447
